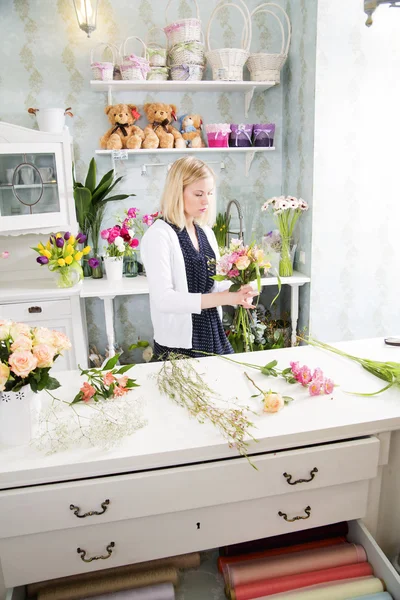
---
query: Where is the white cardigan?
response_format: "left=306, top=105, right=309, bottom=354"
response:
left=141, top=219, right=226, bottom=349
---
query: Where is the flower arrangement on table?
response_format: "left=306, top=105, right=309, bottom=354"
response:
left=212, top=238, right=271, bottom=353
left=261, top=196, right=309, bottom=277
left=33, top=232, right=90, bottom=288
left=114, top=207, right=159, bottom=277
left=101, top=222, right=140, bottom=280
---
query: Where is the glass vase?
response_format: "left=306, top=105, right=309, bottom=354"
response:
left=82, top=258, right=92, bottom=278
left=279, top=236, right=293, bottom=277
left=54, top=265, right=83, bottom=288
left=90, top=256, right=103, bottom=279
left=123, top=254, right=138, bottom=278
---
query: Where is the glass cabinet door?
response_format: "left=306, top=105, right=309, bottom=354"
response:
left=0, top=151, right=60, bottom=218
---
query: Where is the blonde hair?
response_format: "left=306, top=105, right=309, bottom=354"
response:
left=160, top=157, right=216, bottom=229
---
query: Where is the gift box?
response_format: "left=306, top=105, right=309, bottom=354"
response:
left=229, top=124, right=253, bottom=147
left=253, top=123, right=275, bottom=147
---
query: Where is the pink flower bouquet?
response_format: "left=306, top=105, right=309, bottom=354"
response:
left=0, top=321, right=71, bottom=393
left=101, top=224, right=139, bottom=258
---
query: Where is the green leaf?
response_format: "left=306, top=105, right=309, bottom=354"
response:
left=211, top=275, right=227, bottom=282
left=29, top=378, right=38, bottom=393
left=229, top=283, right=241, bottom=292
left=70, top=392, right=83, bottom=405
left=283, top=396, right=294, bottom=403
left=84, top=158, right=97, bottom=193
left=96, top=194, right=133, bottom=207
left=92, top=169, right=115, bottom=201
left=250, top=393, right=261, bottom=398
left=264, top=360, right=278, bottom=369
left=102, top=354, right=121, bottom=371
left=126, top=379, right=140, bottom=388
left=46, top=376, right=61, bottom=390
left=116, top=364, right=134, bottom=374
left=73, top=187, right=92, bottom=232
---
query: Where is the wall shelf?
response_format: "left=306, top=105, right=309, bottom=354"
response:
left=95, top=147, right=275, bottom=177
left=90, top=80, right=277, bottom=117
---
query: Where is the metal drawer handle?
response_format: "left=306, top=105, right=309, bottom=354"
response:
left=28, top=306, right=42, bottom=313
left=77, top=541, right=115, bottom=563
left=283, top=467, right=318, bottom=485
left=70, top=499, right=110, bottom=518
left=278, top=505, right=311, bottom=522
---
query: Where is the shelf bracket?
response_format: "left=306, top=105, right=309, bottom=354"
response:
left=245, top=151, right=256, bottom=177
left=107, top=85, right=113, bottom=106
left=244, top=86, right=256, bottom=118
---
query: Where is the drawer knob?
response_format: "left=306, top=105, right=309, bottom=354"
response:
left=70, top=499, right=110, bottom=518
left=283, top=467, right=318, bottom=485
left=28, top=306, right=42, bottom=313
left=278, top=505, right=311, bottom=522
left=77, top=541, right=115, bottom=563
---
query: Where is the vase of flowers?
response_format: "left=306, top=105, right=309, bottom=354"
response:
left=88, top=256, right=103, bottom=279
left=261, top=196, right=308, bottom=277
left=0, top=321, right=71, bottom=446
left=101, top=223, right=140, bottom=282
left=212, top=239, right=271, bottom=352
left=33, top=232, right=90, bottom=288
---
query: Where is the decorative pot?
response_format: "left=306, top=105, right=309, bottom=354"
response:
left=0, top=387, right=41, bottom=446
left=104, top=256, right=123, bottom=281
left=123, top=254, right=138, bottom=278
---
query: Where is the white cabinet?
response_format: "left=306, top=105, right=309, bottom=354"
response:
left=0, top=122, right=78, bottom=235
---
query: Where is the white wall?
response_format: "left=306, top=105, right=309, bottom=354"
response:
left=310, top=0, right=400, bottom=341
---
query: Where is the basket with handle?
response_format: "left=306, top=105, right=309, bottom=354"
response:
left=90, top=43, right=116, bottom=81
left=145, top=27, right=168, bottom=67
left=246, top=3, right=291, bottom=83
left=206, top=0, right=252, bottom=82
left=168, top=39, right=205, bottom=67
left=170, top=63, right=204, bottom=81
left=147, top=66, right=170, bottom=81
left=164, top=0, right=202, bottom=47
left=119, top=36, right=150, bottom=81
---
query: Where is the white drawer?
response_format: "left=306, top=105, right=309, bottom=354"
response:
left=0, top=480, right=369, bottom=586
left=0, top=299, right=71, bottom=322
left=0, top=436, right=380, bottom=538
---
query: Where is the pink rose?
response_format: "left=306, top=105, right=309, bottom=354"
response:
left=101, top=229, right=110, bottom=240
left=52, top=331, right=72, bottom=353
left=9, top=350, right=38, bottom=378
left=235, top=256, right=251, bottom=270
left=33, top=344, right=56, bottom=368
left=103, top=372, right=116, bottom=386
left=81, top=381, right=96, bottom=402
left=11, top=334, right=33, bottom=352
left=0, top=320, right=11, bottom=341
left=33, top=327, right=56, bottom=347
left=263, top=392, right=284, bottom=413
left=0, top=362, right=10, bottom=391
left=324, top=378, right=335, bottom=394
left=9, top=322, right=31, bottom=341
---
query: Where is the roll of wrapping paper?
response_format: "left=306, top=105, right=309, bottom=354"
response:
left=220, top=522, right=349, bottom=557
left=37, top=567, right=179, bottom=600
left=28, top=553, right=199, bottom=598
left=228, top=561, right=373, bottom=600
left=80, top=582, right=176, bottom=600
left=258, top=576, right=386, bottom=599
left=225, top=543, right=367, bottom=588
left=217, top=537, right=348, bottom=573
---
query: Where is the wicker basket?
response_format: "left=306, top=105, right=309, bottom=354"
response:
left=90, top=43, right=115, bottom=81
left=146, top=27, right=168, bottom=67
left=120, top=36, right=150, bottom=81
left=206, top=1, right=252, bottom=82
left=164, top=0, right=202, bottom=47
left=168, top=40, right=205, bottom=67
left=170, top=64, right=204, bottom=81
left=147, top=66, right=170, bottom=81
left=246, top=3, right=291, bottom=83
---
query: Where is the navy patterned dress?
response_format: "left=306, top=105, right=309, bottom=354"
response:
left=154, top=222, right=233, bottom=360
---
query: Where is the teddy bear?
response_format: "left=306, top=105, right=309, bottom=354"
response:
left=100, top=103, right=144, bottom=150
left=142, top=103, right=186, bottom=149
left=179, top=114, right=205, bottom=148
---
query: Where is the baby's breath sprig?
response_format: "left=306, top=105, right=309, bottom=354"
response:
left=156, top=354, right=257, bottom=466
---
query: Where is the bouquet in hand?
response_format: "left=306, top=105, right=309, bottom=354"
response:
left=212, top=239, right=271, bottom=352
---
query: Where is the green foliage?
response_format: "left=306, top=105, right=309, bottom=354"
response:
left=212, top=212, right=231, bottom=249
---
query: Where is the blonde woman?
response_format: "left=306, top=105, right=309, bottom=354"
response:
left=141, top=157, right=257, bottom=359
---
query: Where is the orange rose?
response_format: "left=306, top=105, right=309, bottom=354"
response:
left=263, top=392, right=284, bottom=414
left=32, top=344, right=56, bottom=368
left=0, top=362, right=10, bottom=391
left=9, top=350, right=38, bottom=378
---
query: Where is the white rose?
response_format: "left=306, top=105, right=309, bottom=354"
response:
left=0, top=320, right=11, bottom=341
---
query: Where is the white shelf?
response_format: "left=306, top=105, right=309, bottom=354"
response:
left=0, top=182, right=57, bottom=189
left=95, top=147, right=275, bottom=155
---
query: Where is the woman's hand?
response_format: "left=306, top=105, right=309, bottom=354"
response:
left=229, top=284, right=259, bottom=309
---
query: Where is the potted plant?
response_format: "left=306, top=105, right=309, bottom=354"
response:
left=73, top=158, right=135, bottom=278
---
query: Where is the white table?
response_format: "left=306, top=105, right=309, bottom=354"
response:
left=80, top=271, right=311, bottom=357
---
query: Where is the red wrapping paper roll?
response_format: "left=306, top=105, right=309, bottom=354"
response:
left=217, top=537, right=348, bottom=574
left=225, top=543, right=367, bottom=588
left=230, top=561, right=373, bottom=600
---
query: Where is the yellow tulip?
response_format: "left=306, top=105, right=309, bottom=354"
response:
left=46, top=240, right=51, bottom=250
left=37, top=242, right=44, bottom=251
left=57, top=258, right=66, bottom=267
left=42, top=250, right=51, bottom=259
left=64, top=255, right=73, bottom=265
left=69, top=235, right=75, bottom=245
left=74, top=251, right=83, bottom=261
left=65, top=244, right=74, bottom=256
left=56, top=233, right=62, bottom=238
left=82, top=245, right=91, bottom=255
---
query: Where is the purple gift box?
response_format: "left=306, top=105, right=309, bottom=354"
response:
left=253, top=123, right=275, bottom=147
left=229, top=123, right=253, bottom=147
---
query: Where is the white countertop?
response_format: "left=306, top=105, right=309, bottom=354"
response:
left=0, top=279, right=82, bottom=302
left=1, top=338, right=399, bottom=489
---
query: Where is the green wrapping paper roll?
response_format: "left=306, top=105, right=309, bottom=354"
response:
left=224, top=543, right=367, bottom=588
left=259, top=576, right=386, bottom=599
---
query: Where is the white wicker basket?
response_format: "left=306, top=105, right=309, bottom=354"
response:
left=147, top=66, right=170, bottom=81
left=164, top=0, right=202, bottom=47
left=146, top=27, right=168, bottom=67
left=90, top=43, right=115, bottom=81
left=168, top=40, right=205, bottom=67
left=120, top=36, right=150, bottom=81
left=246, top=3, right=291, bottom=83
left=170, top=64, right=204, bottom=81
left=206, top=1, right=252, bottom=82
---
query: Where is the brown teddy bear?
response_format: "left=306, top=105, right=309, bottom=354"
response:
left=100, top=103, right=144, bottom=150
left=180, top=114, right=205, bottom=148
left=142, top=103, right=186, bottom=149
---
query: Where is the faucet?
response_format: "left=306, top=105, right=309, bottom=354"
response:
left=225, top=199, right=244, bottom=246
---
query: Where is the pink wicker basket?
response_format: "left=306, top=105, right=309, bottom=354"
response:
left=164, top=0, right=202, bottom=47
left=119, top=37, right=150, bottom=81
left=90, top=43, right=115, bottom=81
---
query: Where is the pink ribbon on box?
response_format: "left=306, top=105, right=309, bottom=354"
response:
left=234, top=124, right=252, bottom=146
left=127, top=54, right=150, bottom=78
left=164, top=22, right=184, bottom=34
left=92, top=62, right=112, bottom=71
